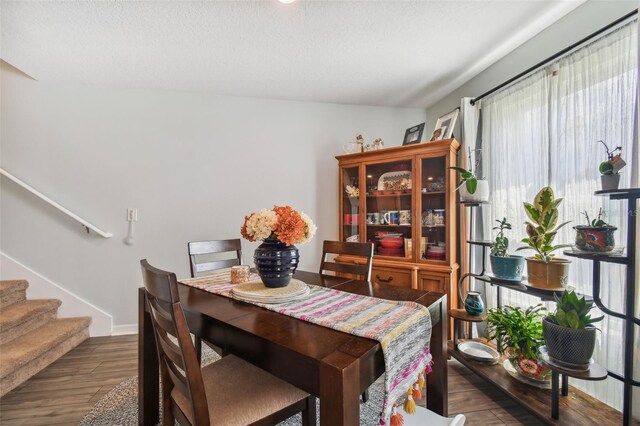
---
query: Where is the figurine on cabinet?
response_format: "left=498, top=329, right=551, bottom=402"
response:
left=373, top=138, right=384, bottom=150
left=356, top=134, right=365, bottom=152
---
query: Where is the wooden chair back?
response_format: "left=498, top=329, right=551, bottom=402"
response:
left=140, top=259, right=209, bottom=426
left=188, top=239, right=243, bottom=278
left=319, top=241, right=374, bottom=281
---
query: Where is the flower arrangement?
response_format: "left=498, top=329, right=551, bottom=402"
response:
left=241, top=205, right=316, bottom=246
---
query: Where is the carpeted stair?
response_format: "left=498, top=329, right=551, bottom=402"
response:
left=0, top=280, right=91, bottom=397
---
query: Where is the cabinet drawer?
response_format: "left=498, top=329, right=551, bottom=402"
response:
left=418, top=271, right=448, bottom=294
left=372, top=267, right=412, bottom=289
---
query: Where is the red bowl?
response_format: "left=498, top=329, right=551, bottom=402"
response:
left=380, top=238, right=403, bottom=249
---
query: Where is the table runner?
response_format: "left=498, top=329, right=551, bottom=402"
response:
left=180, top=272, right=432, bottom=425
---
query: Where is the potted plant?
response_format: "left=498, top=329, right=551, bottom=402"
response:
left=449, top=148, right=488, bottom=202
left=574, top=208, right=617, bottom=252
left=489, top=217, right=525, bottom=281
left=487, top=304, right=550, bottom=381
left=516, top=186, right=572, bottom=289
left=598, top=140, right=625, bottom=191
left=543, top=290, right=603, bottom=367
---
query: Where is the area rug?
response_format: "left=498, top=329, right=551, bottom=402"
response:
left=79, top=346, right=386, bottom=426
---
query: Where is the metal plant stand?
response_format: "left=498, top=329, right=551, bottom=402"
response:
left=564, top=188, right=639, bottom=425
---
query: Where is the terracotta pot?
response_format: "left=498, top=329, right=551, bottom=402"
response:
left=526, top=257, right=571, bottom=289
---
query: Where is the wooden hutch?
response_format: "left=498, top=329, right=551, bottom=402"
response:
left=336, top=139, right=460, bottom=321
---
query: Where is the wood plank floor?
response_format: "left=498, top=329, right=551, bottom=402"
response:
left=0, top=334, right=543, bottom=425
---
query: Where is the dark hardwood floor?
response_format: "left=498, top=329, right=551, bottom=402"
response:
left=0, top=334, right=541, bottom=425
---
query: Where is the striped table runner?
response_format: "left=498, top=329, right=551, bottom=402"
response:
left=180, top=272, right=432, bottom=425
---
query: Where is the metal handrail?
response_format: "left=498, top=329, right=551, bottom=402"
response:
left=0, top=168, right=113, bottom=238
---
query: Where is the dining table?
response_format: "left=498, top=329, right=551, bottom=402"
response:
left=138, top=270, right=448, bottom=426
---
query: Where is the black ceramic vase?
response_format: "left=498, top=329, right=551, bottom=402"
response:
left=253, top=239, right=299, bottom=288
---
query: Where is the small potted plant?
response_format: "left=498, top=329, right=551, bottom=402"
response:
left=516, top=187, right=572, bottom=289
left=449, top=148, right=489, bottom=203
left=487, top=304, right=550, bottom=382
left=543, top=291, right=603, bottom=367
left=490, top=217, right=525, bottom=281
left=574, top=208, right=617, bottom=252
left=598, top=140, right=625, bottom=191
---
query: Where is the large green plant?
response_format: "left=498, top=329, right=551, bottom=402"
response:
left=547, top=291, right=604, bottom=329
left=487, top=304, right=546, bottom=360
left=491, top=217, right=511, bottom=257
left=516, top=186, right=571, bottom=263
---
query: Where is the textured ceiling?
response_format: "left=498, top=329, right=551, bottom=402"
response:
left=1, top=1, right=582, bottom=108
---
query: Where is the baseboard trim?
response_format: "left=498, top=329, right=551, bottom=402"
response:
left=111, top=324, right=138, bottom=335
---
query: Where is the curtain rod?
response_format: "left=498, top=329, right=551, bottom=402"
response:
left=470, top=8, right=638, bottom=106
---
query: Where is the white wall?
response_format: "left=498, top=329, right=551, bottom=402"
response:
left=0, top=61, right=426, bottom=327
left=426, top=0, right=639, bottom=134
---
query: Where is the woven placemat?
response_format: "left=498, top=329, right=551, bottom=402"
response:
left=231, top=279, right=309, bottom=303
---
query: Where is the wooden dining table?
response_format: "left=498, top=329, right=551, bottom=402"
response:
left=138, top=270, right=448, bottom=426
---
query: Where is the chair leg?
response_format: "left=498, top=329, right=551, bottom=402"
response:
left=162, top=396, right=175, bottom=426
left=195, top=335, right=202, bottom=364
left=301, top=396, right=317, bottom=426
left=361, top=390, right=369, bottom=403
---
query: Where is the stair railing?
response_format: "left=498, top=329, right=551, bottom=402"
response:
left=0, top=168, right=113, bottom=238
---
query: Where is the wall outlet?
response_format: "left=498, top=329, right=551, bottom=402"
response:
left=127, top=208, right=138, bottom=222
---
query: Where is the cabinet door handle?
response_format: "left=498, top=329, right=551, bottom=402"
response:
left=376, top=274, right=393, bottom=283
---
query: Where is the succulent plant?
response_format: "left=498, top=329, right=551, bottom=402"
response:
left=581, top=208, right=610, bottom=227
left=547, top=290, right=604, bottom=329
left=491, top=217, right=511, bottom=257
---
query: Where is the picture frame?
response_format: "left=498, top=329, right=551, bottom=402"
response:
left=434, top=109, right=459, bottom=139
left=429, top=126, right=446, bottom=141
left=402, top=123, right=425, bottom=146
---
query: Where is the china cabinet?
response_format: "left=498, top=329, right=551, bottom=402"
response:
left=336, top=139, right=460, bottom=318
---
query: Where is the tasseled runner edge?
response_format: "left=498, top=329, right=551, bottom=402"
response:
left=381, top=361, right=434, bottom=426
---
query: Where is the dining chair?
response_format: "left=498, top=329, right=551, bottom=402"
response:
left=319, top=240, right=374, bottom=402
left=404, top=407, right=465, bottom=426
left=188, top=239, right=243, bottom=278
left=140, top=259, right=316, bottom=426
left=318, top=240, right=374, bottom=281
left=188, top=239, right=243, bottom=360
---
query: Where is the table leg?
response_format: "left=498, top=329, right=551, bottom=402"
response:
left=319, top=352, right=360, bottom=426
left=551, top=370, right=560, bottom=420
left=138, top=288, right=159, bottom=426
left=427, top=296, right=448, bottom=416
left=562, top=374, right=569, bottom=396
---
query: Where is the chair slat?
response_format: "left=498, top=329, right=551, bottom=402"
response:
left=155, top=329, right=185, bottom=370
left=148, top=299, right=178, bottom=335
left=188, top=239, right=243, bottom=278
left=195, top=259, right=240, bottom=274
left=322, top=262, right=371, bottom=276
left=319, top=241, right=374, bottom=281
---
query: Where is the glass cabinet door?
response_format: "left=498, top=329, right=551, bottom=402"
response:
left=341, top=166, right=360, bottom=242
left=420, top=156, right=448, bottom=263
left=364, top=159, right=413, bottom=259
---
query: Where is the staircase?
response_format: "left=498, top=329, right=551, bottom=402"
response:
left=0, top=279, right=91, bottom=397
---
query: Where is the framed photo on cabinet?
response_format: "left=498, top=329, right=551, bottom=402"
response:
left=402, top=123, right=425, bottom=145
left=434, top=109, right=459, bottom=139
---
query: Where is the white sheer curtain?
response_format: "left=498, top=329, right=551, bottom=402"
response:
left=481, top=20, right=638, bottom=411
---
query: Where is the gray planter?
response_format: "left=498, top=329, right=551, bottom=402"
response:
left=600, top=174, right=620, bottom=191
left=542, top=317, right=596, bottom=366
